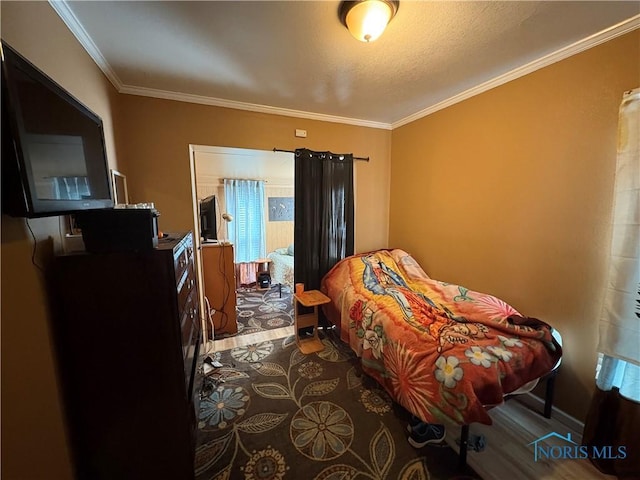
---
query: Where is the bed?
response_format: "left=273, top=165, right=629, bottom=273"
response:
left=321, top=249, right=562, bottom=430
left=267, top=245, right=294, bottom=290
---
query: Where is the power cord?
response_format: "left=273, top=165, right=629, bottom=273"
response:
left=200, top=366, right=235, bottom=399
left=211, top=242, right=234, bottom=333
left=25, top=219, right=45, bottom=273
left=199, top=290, right=238, bottom=399
left=222, top=243, right=233, bottom=329
left=199, top=351, right=236, bottom=400
left=202, top=296, right=223, bottom=366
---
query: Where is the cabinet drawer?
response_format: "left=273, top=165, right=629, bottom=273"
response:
left=174, top=249, right=189, bottom=284
left=189, top=339, right=202, bottom=426
left=177, top=263, right=196, bottom=313
left=173, top=233, right=194, bottom=284
left=184, top=325, right=200, bottom=393
left=180, top=290, right=198, bottom=358
left=183, top=324, right=195, bottom=390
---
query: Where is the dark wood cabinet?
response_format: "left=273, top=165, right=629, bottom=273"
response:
left=51, top=232, right=200, bottom=480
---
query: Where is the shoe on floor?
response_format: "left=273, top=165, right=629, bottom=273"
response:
left=408, top=423, right=446, bottom=448
left=406, top=415, right=423, bottom=433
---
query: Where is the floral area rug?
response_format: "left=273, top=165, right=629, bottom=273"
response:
left=216, top=286, right=293, bottom=339
left=195, top=334, right=480, bottom=480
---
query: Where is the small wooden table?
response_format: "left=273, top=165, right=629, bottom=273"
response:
left=294, top=290, right=331, bottom=354
left=254, top=258, right=272, bottom=274
left=254, top=258, right=272, bottom=290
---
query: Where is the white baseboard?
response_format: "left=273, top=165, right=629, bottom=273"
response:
left=516, top=392, right=584, bottom=436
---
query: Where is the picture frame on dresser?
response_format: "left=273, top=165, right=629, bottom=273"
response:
left=110, top=169, right=129, bottom=205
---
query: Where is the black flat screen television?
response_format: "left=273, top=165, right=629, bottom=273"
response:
left=1, top=41, right=113, bottom=218
left=199, top=195, right=218, bottom=241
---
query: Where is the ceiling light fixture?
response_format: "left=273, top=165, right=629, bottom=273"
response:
left=339, top=0, right=399, bottom=43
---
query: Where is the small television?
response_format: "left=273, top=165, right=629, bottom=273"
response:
left=199, top=195, right=218, bottom=241
left=1, top=41, right=113, bottom=218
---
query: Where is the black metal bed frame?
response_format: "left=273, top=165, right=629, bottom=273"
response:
left=456, top=367, right=559, bottom=467
left=321, top=328, right=560, bottom=471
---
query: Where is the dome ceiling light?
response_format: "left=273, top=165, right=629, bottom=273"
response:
left=339, top=0, right=399, bottom=43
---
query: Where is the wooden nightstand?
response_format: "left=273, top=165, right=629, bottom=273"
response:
left=202, top=243, right=237, bottom=336
left=254, top=258, right=272, bottom=290
left=294, top=290, right=331, bottom=354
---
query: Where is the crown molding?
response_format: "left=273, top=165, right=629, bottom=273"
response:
left=50, top=0, right=391, bottom=130
left=48, top=0, right=122, bottom=91
left=392, top=14, right=640, bottom=129
left=51, top=0, right=637, bottom=132
left=119, top=84, right=392, bottom=130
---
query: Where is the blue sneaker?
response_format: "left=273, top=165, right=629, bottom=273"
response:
left=406, top=415, right=423, bottom=433
left=408, top=423, right=446, bottom=448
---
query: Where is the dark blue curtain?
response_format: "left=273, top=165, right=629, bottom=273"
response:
left=294, top=148, right=354, bottom=292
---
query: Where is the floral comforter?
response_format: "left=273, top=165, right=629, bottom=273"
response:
left=267, top=249, right=294, bottom=288
left=321, top=249, right=562, bottom=425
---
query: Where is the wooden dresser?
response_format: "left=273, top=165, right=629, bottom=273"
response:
left=201, top=242, right=237, bottom=336
left=51, top=232, right=200, bottom=480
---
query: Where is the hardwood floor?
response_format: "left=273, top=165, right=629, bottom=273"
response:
left=208, top=325, right=295, bottom=352
left=444, top=399, right=613, bottom=480
left=207, top=328, right=613, bottom=480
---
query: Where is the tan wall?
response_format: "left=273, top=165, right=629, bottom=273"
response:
left=1, top=2, right=121, bottom=479
left=390, top=30, right=640, bottom=421
left=116, top=96, right=391, bottom=254
left=195, top=178, right=294, bottom=254
left=265, top=185, right=295, bottom=254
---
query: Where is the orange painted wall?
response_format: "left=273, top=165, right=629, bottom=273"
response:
left=1, top=2, right=121, bottom=479
left=115, top=97, right=391, bottom=254
left=389, top=30, right=640, bottom=421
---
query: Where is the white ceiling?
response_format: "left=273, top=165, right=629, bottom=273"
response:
left=56, top=1, right=639, bottom=129
left=194, top=146, right=294, bottom=184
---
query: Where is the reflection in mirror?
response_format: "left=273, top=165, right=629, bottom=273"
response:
left=111, top=169, right=129, bottom=205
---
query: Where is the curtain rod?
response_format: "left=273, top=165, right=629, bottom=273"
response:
left=272, top=148, right=369, bottom=162
left=222, top=177, right=267, bottom=182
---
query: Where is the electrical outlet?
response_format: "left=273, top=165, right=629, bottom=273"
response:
left=295, top=129, right=307, bottom=138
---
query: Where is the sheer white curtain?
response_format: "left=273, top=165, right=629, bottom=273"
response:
left=223, top=179, right=266, bottom=263
left=596, top=87, right=640, bottom=400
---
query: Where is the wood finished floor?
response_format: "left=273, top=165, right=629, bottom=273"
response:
left=444, top=400, right=613, bottom=480
left=207, top=328, right=613, bottom=480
